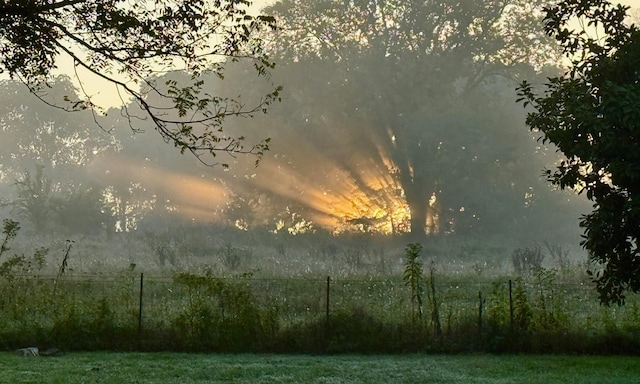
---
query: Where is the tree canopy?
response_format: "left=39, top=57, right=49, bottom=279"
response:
left=251, top=0, right=572, bottom=238
left=517, top=0, right=640, bottom=305
left=0, top=0, right=280, bottom=164
left=0, top=0, right=591, bottom=240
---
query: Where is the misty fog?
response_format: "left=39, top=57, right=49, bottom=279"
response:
left=0, top=0, right=593, bottom=277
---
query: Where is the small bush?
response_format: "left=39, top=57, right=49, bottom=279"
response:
left=171, top=270, right=276, bottom=351
left=512, top=246, right=544, bottom=275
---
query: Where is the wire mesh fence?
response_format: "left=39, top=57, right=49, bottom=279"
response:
left=0, top=272, right=637, bottom=352
left=0, top=274, right=618, bottom=327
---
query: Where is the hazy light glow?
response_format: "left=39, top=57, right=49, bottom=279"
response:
left=91, top=155, right=229, bottom=222
left=238, top=140, right=412, bottom=234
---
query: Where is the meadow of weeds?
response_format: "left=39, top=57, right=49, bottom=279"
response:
left=0, top=219, right=639, bottom=354
left=0, top=267, right=639, bottom=354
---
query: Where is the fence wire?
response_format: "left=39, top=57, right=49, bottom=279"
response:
left=0, top=273, right=628, bottom=336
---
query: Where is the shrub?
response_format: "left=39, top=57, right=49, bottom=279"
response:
left=171, top=269, right=276, bottom=351
left=403, top=243, right=424, bottom=322
left=512, top=246, right=544, bottom=275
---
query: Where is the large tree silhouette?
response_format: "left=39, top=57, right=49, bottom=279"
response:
left=518, top=0, right=640, bottom=304
left=262, top=0, right=562, bottom=237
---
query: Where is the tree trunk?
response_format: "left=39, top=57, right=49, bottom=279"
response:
left=403, top=180, right=429, bottom=241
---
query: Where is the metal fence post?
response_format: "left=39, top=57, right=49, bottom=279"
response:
left=478, top=290, right=483, bottom=335
left=138, top=273, right=144, bottom=337
left=326, top=276, right=330, bottom=326
left=509, top=279, right=514, bottom=333
left=324, top=275, right=331, bottom=345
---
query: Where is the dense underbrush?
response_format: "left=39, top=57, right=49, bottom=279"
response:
left=1, top=219, right=638, bottom=354
left=0, top=269, right=638, bottom=355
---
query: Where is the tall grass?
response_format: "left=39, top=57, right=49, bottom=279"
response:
left=0, top=270, right=638, bottom=354
left=1, top=222, right=639, bottom=354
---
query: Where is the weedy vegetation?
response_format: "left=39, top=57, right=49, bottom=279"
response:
left=0, top=220, right=639, bottom=354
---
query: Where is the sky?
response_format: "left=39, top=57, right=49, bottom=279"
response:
left=49, top=0, right=278, bottom=110
left=252, top=0, right=276, bottom=10
left=47, top=0, right=636, bottom=110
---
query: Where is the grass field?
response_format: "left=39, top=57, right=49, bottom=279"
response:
left=0, top=352, right=638, bottom=383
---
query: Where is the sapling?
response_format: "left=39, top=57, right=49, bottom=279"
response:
left=403, top=243, right=424, bottom=321
left=0, top=219, right=49, bottom=280
left=0, top=219, right=19, bottom=257
left=52, top=240, right=73, bottom=296
left=427, top=262, right=443, bottom=338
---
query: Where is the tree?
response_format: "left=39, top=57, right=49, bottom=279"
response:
left=0, top=0, right=280, bottom=164
left=13, top=165, right=54, bottom=232
left=53, top=185, right=109, bottom=236
left=0, top=77, right=116, bottom=235
left=257, top=0, right=564, bottom=238
left=517, top=0, right=640, bottom=304
left=0, top=77, right=111, bottom=183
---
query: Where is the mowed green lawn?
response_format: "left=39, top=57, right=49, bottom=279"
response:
left=0, top=352, right=638, bottom=383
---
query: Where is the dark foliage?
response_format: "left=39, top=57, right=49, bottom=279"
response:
left=0, top=0, right=281, bottom=164
left=517, top=0, right=640, bottom=305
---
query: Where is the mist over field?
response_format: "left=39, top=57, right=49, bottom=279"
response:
left=0, top=0, right=596, bottom=277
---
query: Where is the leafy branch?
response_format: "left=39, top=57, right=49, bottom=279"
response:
left=0, top=0, right=282, bottom=165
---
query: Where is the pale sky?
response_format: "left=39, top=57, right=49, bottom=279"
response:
left=252, top=0, right=277, bottom=11
left=35, top=0, right=640, bottom=110
left=49, top=0, right=278, bottom=109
